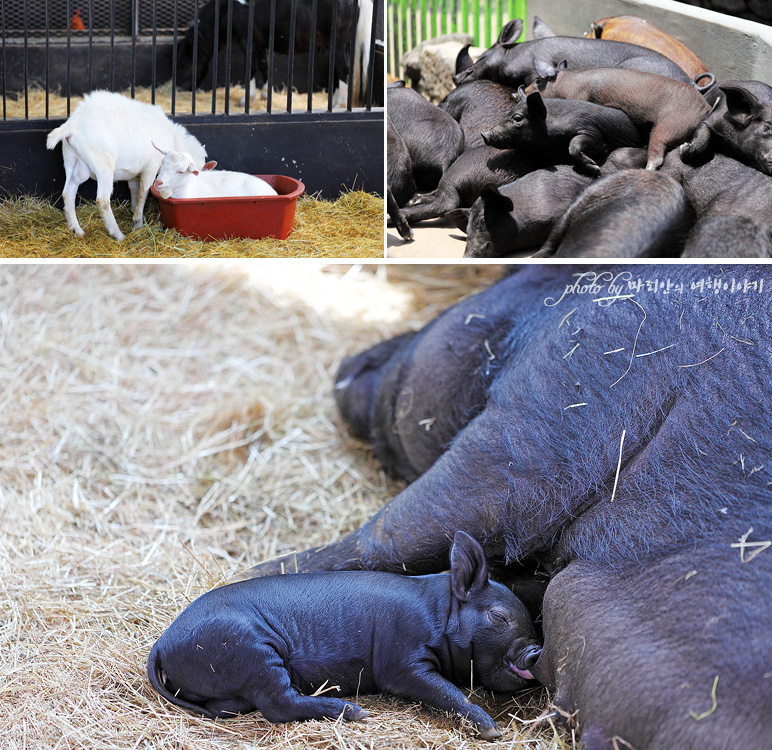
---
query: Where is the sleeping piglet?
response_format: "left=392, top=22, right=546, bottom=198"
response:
left=147, top=531, right=541, bottom=739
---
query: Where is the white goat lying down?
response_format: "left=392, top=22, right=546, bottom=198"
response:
left=152, top=148, right=278, bottom=199
left=46, top=91, right=206, bottom=241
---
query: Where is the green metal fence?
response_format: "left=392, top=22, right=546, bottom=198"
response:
left=387, top=0, right=527, bottom=78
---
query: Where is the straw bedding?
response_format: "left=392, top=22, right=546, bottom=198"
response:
left=0, top=263, right=568, bottom=750
left=0, top=192, right=384, bottom=258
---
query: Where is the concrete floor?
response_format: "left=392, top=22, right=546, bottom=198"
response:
left=386, top=217, right=467, bottom=259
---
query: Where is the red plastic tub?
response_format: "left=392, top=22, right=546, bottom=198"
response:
left=151, top=175, right=305, bottom=241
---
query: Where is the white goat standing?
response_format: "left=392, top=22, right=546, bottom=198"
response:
left=152, top=148, right=278, bottom=199
left=46, top=91, right=207, bottom=241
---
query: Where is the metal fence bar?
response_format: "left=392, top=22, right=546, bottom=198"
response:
left=287, top=0, right=297, bottom=113
left=244, top=0, right=256, bottom=114
left=1, top=0, right=5, bottom=121
left=88, top=0, right=94, bottom=93
left=192, top=0, right=200, bottom=115
left=365, top=0, right=380, bottom=108
left=210, top=0, right=220, bottom=114
left=267, top=0, right=276, bottom=114
left=224, top=0, right=233, bottom=114
left=130, top=0, right=137, bottom=97
left=110, top=0, right=116, bottom=91
left=22, top=0, right=28, bottom=120
left=151, top=0, right=158, bottom=103
left=327, top=0, right=339, bottom=111
left=44, top=0, right=49, bottom=118
left=346, top=0, right=358, bottom=110
left=66, top=0, right=71, bottom=114
left=171, top=0, right=178, bottom=114
left=306, top=0, right=319, bottom=112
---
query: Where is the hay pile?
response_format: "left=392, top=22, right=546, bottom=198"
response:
left=4, top=82, right=342, bottom=118
left=0, top=191, right=383, bottom=258
left=0, top=263, right=568, bottom=750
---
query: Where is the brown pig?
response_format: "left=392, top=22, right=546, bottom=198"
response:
left=530, top=61, right=711, bottom=170
left=586, top=15, right=712, bottom=87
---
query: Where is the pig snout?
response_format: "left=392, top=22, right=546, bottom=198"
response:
left=453, top=68, right=473, bottom=86
left=508, top=643, right=542, bottom=681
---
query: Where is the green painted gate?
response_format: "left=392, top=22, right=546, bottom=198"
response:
left=387, top=0, right=527, bottom=78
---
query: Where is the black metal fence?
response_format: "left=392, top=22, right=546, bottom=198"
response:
left=2, top=0, right=384, bottom=117
left=0, top=0, right=385, bottom=199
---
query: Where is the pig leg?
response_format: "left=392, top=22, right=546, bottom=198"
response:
left=254, top=653, right=368, bottom=723
left=259, top=689, right=367, bottom=724
left=242, top=403, right=536, bottom=578
left=567, top=134, right=603, bottom=176
left=388, top=189, right=414, bottom=240
left=387, top=667, right=501, bottom=739
left=645, top=123, right=684, bottom=171
left=400, top=186, right=461, bottom=225
left=679, top=121, right=712, bottom=162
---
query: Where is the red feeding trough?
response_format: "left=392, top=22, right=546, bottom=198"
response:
left=151, top=175, right=305, bottom=241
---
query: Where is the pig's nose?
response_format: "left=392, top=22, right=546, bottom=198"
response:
left=520, top=644, right=542, bottom=669
left=453, top=68, right=471, bottom=85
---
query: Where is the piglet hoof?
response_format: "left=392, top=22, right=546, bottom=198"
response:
left=111, top=230, right=126, bottom=242
left=342, top=703, right=369, bottom=722
left=645, top=157, right=664, bottom=171
left=477, top=723, right=503, bottom=741
left=70, top=226, right=85, bottom=238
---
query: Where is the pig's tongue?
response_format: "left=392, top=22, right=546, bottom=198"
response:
left=509, top=662, right=534, bottom=680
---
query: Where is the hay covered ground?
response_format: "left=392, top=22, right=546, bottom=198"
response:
left=0, top=192, right=384, bottom=258
left=0, top=263, right=568, bottom=750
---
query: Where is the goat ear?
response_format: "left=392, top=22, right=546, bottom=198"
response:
left=203, top=161, right=217, bottom=171
left=192, top=170, right=200, bottom=176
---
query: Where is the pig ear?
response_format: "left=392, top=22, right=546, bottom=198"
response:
left=445, top=208, right=470, bottom=232
left=526, top=90, right=547, bottom=121
left=481, top=184, right=514, bottom=212
left=516, top=85, right=527, bottom=102
left=533, top=16, right=556, bottom=40
left=498, top=19, right=523, bottom=48
left=721, top=85, right=760, bottom=128
left=587, top=22, right=602, bottom=39
left=203, top=160, right=218, bottom=170
left=450, top=531, right=489, bottom=602
left=533, top=56, right=558, bottom=81
left=456, top=44, right=474, bottom=75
